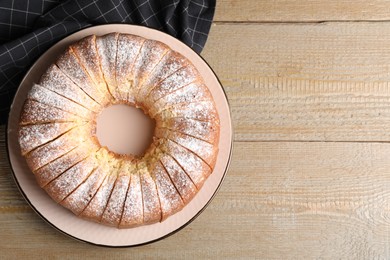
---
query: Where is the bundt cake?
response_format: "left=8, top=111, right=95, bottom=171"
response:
left=18, top=33, right=220, bottom=228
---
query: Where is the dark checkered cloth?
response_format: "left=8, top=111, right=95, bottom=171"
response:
left=0, top=0, right=215, bottom=124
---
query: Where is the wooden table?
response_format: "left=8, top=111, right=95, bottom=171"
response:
left=2, top=1, right=390, bottom=258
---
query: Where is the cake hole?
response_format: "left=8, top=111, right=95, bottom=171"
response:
left=96, top=104, right=155, bottom=156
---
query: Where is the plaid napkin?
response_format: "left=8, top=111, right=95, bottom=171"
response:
left=0, top=0, right=216, bottom=124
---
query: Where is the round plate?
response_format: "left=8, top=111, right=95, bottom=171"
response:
left=6, top=24, right=232, bottom=247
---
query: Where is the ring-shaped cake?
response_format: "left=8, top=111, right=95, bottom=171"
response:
left=18, top=33, right=220, bottom=228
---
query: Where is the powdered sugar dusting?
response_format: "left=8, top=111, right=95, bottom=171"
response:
left=19, top=32, right=221, bottom=228
left=152, top=161, right=183, bottom=220
left=116, top=34, right=145, bottom=101
left=150, top=82, right=211, bottom=116
left=80, top=172, right=117, bottom=222
left=157, top=100, right=218, bottom=123
left=101, top=172, right=130, bottom=226
left=163, top=139, right=210, bottom=189
left=71, top=35, right=105, bottom=86
left=71, top=35, right=112, bottom=104
left=61, top=164, right=106, bottom=215
left=137, top=50, right=188, bottom=101
left=132, top=40, right=169, bottom=97
left=96, top=33, right=119, bottom=100
left=35, top=139, right=99, bottom=187
left=26, top=124, right=93, bottom=171
left=160, top=117, right=218, bottom=145
left=19, top=122, right=76, bottom=155
left=56, top=48, right=106, bottom=104
left=156, top=130, right=215, bottom=167
left=45, top=154, right=97, bottom=202
left=120, top=172, right=143, bottom=228
left=40, top=64, right=100, bottom=112
left=146, top=65, right=199, bottom=104
left=160, top=154, right=197, bottom=203
left=139, top=164, right=161, bottom=224
left=20, top=99, right=85, bottom=125
left=28, top=84, right=92, bottom=119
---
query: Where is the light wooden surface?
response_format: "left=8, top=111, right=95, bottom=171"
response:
left=2, top=1, right=390, bottom=259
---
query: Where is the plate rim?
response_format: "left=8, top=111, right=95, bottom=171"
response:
left=6, top=24, right=233, bottom=247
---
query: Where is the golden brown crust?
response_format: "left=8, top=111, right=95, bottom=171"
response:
left=25, top=123, right=94, bottom=172
left=100, top=165, right=130, bottom=227
left=71, top=36, right=105, bottom=87
left=71, top=35, right=113, bottom=106
left=39, top=64, right=101, bottom=112
left=28, top=84, right=93, bottom=119
left=79, top=172, right=118, bottom=223
left=132, top=40, right=170, bottom=99
left=56, top=48, right=107, bottom=105
left=20, top=99, right=87, bottom=125
left=144, top=64, right=200, bottom=106
left=96, top=33, right=120, bottom=100
left=44, top=154, right=98, bottom=203
left=119, top=172, right=143, bottom=228
left=136, top=50, right=189, bottom=104
left=139, top=163, right=162, bottom=224
left=60, top=165, right=107, bottom=215
left=160, top=139, right=211, bottom=189
left=34, top=138, right=100, bottom=187
left=154, top=128, right=218, bottom=169
left=18, top=33, right=220, bottom=229
left=157, top=117, right=219, bottom=145
left=115, top=34, right=145, bottom=102
left=160, top=154, right=197, bottom=204
left=19, top=122, right=77, bottom=156
left=152, top=160, right=184, bottom=221
left=148, top=81, right=214, bottom=117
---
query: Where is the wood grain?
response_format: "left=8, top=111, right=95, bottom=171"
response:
left=202, top=22, right=390, bottom=142
left=2, top=137, right=390, bottom=258
left=215, top=0, right=390, bottom=22
left=3, top=1, right=390, bottom=258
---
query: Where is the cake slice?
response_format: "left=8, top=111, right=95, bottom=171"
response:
left=131, top=39, right=170, bottom=103
left=157, top=117, right=219, bottom=145
left=138, top=160, right=162, bottom=225
left=34, top=138, right=100, bottom=187
left=80, top=150, right=121, bottom=223
left=160, top=154, right=197, bottom=204
left=71, top=35, right=112, bottom=105
left=155, top=129, right=218, bottom=169
left=136, top=50, right=188, bottom=103
left=144, top=65, right=199, bottom=106
left=152, top=160, right=184, bottom=221
left=44, top=152, right=98, bottom=203
left=119, top=172, right=143, bottom=228
left=156, top=100, right=219, bottom=123
left=28, top=84, right=93, bottom=119
left=96, top=33, right=120, bottom=100
left=61, top=164, right=107, bottom=216
left=149, top=82, right=211, bottom=117
left=115, top=34, right=145, bottom=102
left=25, top=123, right=94, bottom=171
left=19, top=100, right=87, bottom=125
left=80, top=172, right=117, bottom=223
left=101, top=161, right=134, bottom=227
left=56, top=47, right=107, bottom=105
left=39, top=64, right=101, bottom=112
left=19, top=122, right=78, bottom=155
left=160, top=139, right=210, bottom=189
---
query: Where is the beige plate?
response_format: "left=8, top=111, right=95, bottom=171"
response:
left=6, top=24, right=233, bottom=247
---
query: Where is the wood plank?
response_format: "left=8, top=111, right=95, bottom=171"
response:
left=0, top=126, right=29, bottom=210
left=215, top=0, right=390, bottom=22
left=2, top=141, right=390, bottom=258
left=202, top=22, right=390, bottom=141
